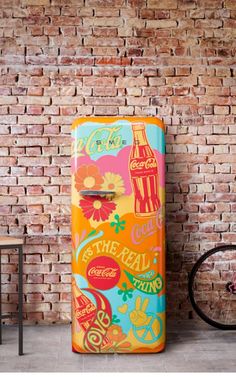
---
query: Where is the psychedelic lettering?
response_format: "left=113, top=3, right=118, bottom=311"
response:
left=131, top=206, right=164, bottom=245
left=83, top=288, right=112, bottom=353
left=84, top=309, right=111, bottom=353
left=125, top=271, right=164, bottom=295
left=82, top=240, right=151, bottom=272
left=74, top=127, right=123, bottom=156
left=86, top=127, right=122, bottom=155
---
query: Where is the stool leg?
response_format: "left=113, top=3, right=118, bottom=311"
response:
left=0, top=247, right=2, bottom=345
left=18, top=246, right=23, bottom=355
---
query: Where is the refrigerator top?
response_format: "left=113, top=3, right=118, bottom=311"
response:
left=71, top=116, right=165, bottom=132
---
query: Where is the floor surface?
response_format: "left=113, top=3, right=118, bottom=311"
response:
left=0, top=320, right=235, bottom=372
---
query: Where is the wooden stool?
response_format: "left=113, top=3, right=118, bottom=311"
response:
left=0, top=237, right=24, bottom=355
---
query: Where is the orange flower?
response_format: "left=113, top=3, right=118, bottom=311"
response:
left=106, top=324, right=126, bottom=343
left=75, top=164, right=103, bottom=192
left=106, top=324, right=132, bottom=352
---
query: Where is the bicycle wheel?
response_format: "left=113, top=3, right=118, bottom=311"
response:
left=188, top=245, right=236, bottom=330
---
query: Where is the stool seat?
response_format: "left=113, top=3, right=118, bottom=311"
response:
left=0, top=237, right=23, bottom=246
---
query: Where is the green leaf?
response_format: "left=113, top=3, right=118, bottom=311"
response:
left=112, top=315, right=121, bottom=324
left=87, top=229, right=96, bottom=237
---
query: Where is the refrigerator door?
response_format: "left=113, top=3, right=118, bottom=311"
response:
left=71, top=117, right=165, bottom=353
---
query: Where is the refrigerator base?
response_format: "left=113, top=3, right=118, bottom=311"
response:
left=72, top=342, right=166, bottom=354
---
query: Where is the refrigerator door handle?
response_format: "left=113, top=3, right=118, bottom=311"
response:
left=79, top=190, right=116, bottom=199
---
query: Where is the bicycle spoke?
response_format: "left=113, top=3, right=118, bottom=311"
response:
left=189, top=245, right=236, bottom=329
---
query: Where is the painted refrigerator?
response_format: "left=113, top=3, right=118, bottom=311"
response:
left=71, top=117, right=165, bottom=353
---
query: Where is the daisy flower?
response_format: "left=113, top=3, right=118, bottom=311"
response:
left=101, top=172, right=125, bottom=195
left=75, top=164, right=103, bottom=192
left=79, top=196, right=116, bottom=222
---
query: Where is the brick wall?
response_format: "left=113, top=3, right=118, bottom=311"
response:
left=0, top=0, right=235, bottom=324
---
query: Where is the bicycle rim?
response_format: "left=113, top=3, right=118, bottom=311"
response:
left=189, top=245, right=236, bottom=330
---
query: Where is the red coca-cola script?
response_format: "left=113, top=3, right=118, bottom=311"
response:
left=86, top=256, right=121, bottom=290
left=130, top=157, right=157, bottom=175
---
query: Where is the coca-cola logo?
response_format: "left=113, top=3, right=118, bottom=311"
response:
left=76, top=303, right=96, bottom=319
left=131, top=206, right=164, bottom=244
left=88, top=267, right=118, bottom=278
left=86, top=256, right=120, bottom=290
left=130, top=157, right=157, bottom=171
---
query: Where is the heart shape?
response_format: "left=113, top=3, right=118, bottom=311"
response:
left=118, top=304, right=128, bottom=314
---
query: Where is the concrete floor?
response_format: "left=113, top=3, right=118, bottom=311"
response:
left=0, top=320, right=235, bottom=372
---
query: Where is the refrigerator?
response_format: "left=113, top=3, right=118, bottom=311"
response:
left=71, top=117, right=165, bottom=353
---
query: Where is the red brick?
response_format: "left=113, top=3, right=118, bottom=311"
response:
left=9, top=186, right=25, bottom=195
left=27, top=186, right=44, bottom=195
left=147, top=0, right=177, bottom=9
left=27, top=205, right=43, bottom=214
left=95, top=57, right=130, bottom=65
left=93, top=27, right=117, bottom=37
left=94, top=106, right=118, bottom=115
left=140, top=9, right=155, bottom=19
left=52, top=263, right=71, bottom=273
left=43, top=293, right=59, bottom=302
left=222, top=234, right=236, bottom=242
left=196, top=19, right=223, bottom=29
left=27, top=106, right=43, bottom=115
left=9, top=105, right=24, bottom=115
left=18, top=157, right=50, bottom=167
left=44, top=26, right=60, bottom=35
left=116, top=77, right=147, bottom=88
left=18, top=195, right=51, bottom=205
left=0, top=96, right=17, bottom=105
left=93, top=87, right=117, bottom=96
left=59, top=57, right=94, bottom=65
left=18, top=115, right=49, bottom=125
left=85, top=97, right=125, bottom=106
left=84, top=35, right=124, bottom=47
left=44, top=274, right=60, bottom=283
left=27, top=224, right=43, bottom=234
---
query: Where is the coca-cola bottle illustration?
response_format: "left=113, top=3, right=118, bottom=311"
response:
left=72, top=277, right=97, bottom=332
left=129, top=123, right=161, bottom=217
left=72, top=278, right=112, bottom=351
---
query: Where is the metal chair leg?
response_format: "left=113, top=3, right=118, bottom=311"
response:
left=0, top=247, right=2, bottom=345
left=18, top=246, right=23, bottom=355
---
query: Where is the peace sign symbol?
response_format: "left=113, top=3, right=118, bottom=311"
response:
left=133, top=312, right=163, bottom=344
left=130, top=296, right=163, bottom=344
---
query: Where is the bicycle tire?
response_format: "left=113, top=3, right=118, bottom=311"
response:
left=188, top=244, right=236, bottom=330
